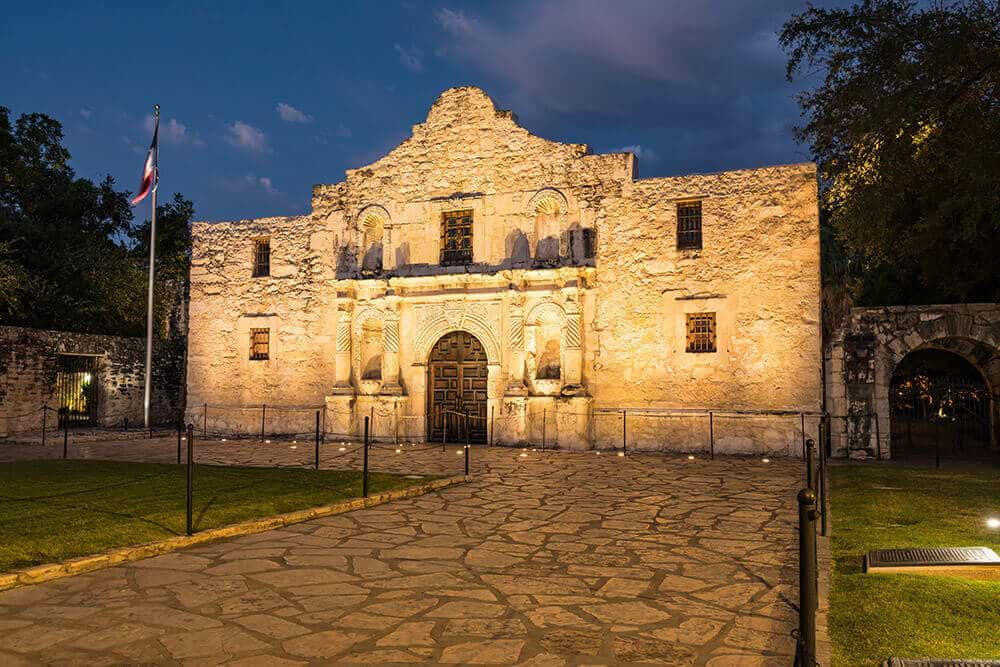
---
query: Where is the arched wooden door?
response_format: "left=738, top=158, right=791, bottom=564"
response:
left=427, top=331, right=488, bottom=443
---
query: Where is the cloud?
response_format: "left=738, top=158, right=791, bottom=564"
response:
left=79, top=108, right=93, bottom=120
left=433, top=1, right=803, bottom=133
left=335, top=123, right=352, bottom=138
left=394, top=44, right=424, bottom=73
left=276, top=102, right=313, bottom=123
left=225, top=121, right=271, bottom=153
left=143, top=115, right=202, bottom=146
left=613, top=144, right=661, bottom=164
left=216, top=174, right=283, bottom=198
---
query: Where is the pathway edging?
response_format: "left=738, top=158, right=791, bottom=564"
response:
left=0, top=474, right=469, bottom=592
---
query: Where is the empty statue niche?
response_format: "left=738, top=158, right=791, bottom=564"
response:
left=526, top=304, right=564, bottom=393
left=533, top=195, right=563, bottom=265
left=360, top=319, right=384, bottom=382
left=360, top=212, right=384, bottom=275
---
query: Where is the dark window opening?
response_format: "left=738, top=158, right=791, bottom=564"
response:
left=676, top=202, right=702, bottom=250
left=250, top=328, right=270, bottom=360
left=440, top=210, right=473, bottom=266
left=252, top=238, right=270, bottom=277
left=685, top=313, right=716, bottom=353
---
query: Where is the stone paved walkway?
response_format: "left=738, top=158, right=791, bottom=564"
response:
left=0, top=448, right=804, bottom=665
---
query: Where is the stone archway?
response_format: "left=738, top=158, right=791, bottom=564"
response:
left=889, top=347, right=994, bottom=460
left=426, top=331, right=489, bottom=443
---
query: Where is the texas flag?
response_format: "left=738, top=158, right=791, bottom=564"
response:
left=131, top=111, right=159, bottom=205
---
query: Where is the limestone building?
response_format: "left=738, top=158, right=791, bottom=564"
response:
left=187, top=87, right=821, bottom=453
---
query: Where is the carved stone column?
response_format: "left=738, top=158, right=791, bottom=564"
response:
left=331, top=302, right=354, bottom=394
left=562, top=285, right=585, bottom=393
left=381, top=303, right=403, bottom=395
left=506, top=290, right=528, bottom=396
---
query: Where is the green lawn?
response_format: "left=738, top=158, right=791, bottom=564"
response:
left=0, top=460, right=429, bottom=573
left=829, top=463, right=1000, bottom=666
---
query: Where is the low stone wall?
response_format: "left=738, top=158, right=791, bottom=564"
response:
left=0, top=326, right=186, bottom=436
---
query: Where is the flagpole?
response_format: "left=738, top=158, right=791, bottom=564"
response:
left=143, top=104, right=159, bottom=429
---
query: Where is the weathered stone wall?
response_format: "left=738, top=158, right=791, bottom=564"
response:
left=188, top=87, right=822, bottom=453
left=0, top=326, right=186, bottom=435
left=825, top=304, right=1000, bottom=457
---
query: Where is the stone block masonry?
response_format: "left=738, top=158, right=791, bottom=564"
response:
left=0, top=326, right=186, bottom=436
left=188, top=86, right=822, bottom=454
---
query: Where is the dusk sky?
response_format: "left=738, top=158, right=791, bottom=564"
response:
left=3, top=1, right=833, bottom=222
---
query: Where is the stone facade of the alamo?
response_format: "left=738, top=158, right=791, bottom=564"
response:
left=186, top=87, right=821, bottom=453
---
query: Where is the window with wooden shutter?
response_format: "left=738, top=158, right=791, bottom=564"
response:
left=252, top=238, right=270, bottom=277
left=249, top=328, right=270, bottom=360
left=440, top=210, right=473, bottom=265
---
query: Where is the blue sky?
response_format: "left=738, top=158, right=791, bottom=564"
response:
left=3, top=1, right=827, bottom=221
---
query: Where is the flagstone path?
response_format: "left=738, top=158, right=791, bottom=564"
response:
left=0, top=447, right=805, bottom=665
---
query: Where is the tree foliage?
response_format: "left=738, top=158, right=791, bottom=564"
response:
left=0, top=106, right=193, bottom=337
left=781, top=0, right=1000, bottom=307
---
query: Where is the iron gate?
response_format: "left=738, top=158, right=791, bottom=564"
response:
left=890, top=375, right=993, bottom=459
left=57, top=354, right=99, bottom=427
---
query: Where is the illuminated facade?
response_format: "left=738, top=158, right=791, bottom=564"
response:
left=187, top=87, right=821, bottom=452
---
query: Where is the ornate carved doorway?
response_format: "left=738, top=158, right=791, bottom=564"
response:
left=427, top=331, right=488, bottom=443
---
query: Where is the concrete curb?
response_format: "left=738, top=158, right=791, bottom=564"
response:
left=0, top=474, right=470, bottom=592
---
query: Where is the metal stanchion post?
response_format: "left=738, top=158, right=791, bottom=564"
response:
left=315, top=410, right=320, bottom=470
left=442, top=410, right=447, bottom=451
left=363, top=416, right=370, bottom=498
left=819, top=423, right=829, bottom=537
left=465, top=412, right=470, bottom=476
left=203, top=403, right=207, bottom=438
left=806, top=438, right=816, bottom=491
left=622, top=409, right=627, bottom=456
left=935, top=417, right=941, bottom=469
left=62, top=408, right=68, bottom=459
left=709, top=411, right=714, bottom=460
left=800, top=412, right=806, bottom=459
left=41, top=406, right=47, bottom=447
left=490, top=405, right=495, bottom=447
left=260, top=404, right=266, bottom=442
left=394, top=403, right=399, bottom=448
left=186, top=424, right=194, bottom=536
left=124, top=416, right=129, bottom=431
left=874, top=412, right=881, bottom=460
left=796, top=488, right=818, bottom=665
left=542, top=409, right=547, bottom=451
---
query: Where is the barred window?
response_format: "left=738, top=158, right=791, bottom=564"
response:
left=685, top=313, right=716, bottom=353
left=676, top=201, right=702, bottom=250
left=252, top=238, right=270, bottom=277
left=440, top=210, right=473, bottom=265
left=249, top=328, right=270, bottom=360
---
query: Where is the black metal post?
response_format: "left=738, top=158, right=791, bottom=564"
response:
left=806, top=438, right=816, bottom=491
left=62, top=408, right=68, bottom=459
left=796, top=488, right=818, bottom=665
left=622, top=409, right=627, bottom=456
left=41, top=406, right=47, bottom=447
left=363, top=416, right=370, bottom=498
left=709, top=411, right=715, bottom=460
left=489, top=405, right=495, bottom=447
left=465, top=410, right=470, bottom=476
left=800, top=412, right=806, bottom=459
left=260, top=404, right=266, bottom=442
left=874, top=411, right=881, bottom=460
left=124, top=416, right=129, bottom=431
left=542, top=409, right=547, bottom=451
left=203, top=402, right=207, bottom=438
left=314, top=410, right=320, bottom=470
left=935, top=416, right=941, bottom=469
left=186, top=424, right=194, bottom=536
left=819, top=423, right=829, bottom=537
left=442, top=409, right=447, bottom=451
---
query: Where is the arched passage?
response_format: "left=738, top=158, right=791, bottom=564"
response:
left=427, top=331, right=488, bottom=443
left=890, top=347, right=995, bottom=460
